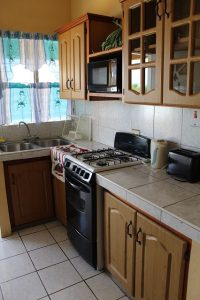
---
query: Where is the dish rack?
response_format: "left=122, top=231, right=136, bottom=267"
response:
left=62, top=115, right=92, bottom=141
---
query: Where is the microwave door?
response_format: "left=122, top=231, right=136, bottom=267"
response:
left=109, top=60, right=117, bottom=87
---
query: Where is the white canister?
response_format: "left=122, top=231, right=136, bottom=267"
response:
left=151, top=139, right=168, bottom=169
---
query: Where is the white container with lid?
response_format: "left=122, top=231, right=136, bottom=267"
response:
left=151, top=139, right=168, bottom=169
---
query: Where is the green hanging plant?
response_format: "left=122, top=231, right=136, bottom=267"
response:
left=101, top=19, right=122, bottom=51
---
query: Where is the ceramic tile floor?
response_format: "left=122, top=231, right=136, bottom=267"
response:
left=0, top=221, right=128, bottom=300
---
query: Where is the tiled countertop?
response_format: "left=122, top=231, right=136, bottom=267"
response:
left=96, top=163, right=200, bottom=244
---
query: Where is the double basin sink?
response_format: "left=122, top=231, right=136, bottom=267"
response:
left=0, top=138, right=70, bottom=153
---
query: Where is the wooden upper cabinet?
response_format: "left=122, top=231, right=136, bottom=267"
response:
left=122, top=0, right=163, bottom=104
left=104, top=192, right=136, bottom=297
left=58, top=24, right=85, bottom=100
left=135, top=213, right=187, bottom=300
left=70, top=24, right=85, bottom=100
left=59, top=31, right=71, bottom=99
left=163, top=0, right=200, bottom=106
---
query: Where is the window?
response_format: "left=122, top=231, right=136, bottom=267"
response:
left=0, top=31, right=70, bottom=125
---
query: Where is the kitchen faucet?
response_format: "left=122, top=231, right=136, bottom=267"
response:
left=18, top=121, right=32, bottom=141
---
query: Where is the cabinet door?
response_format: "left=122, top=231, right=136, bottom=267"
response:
left=135, top=213, right=187, bottom=300
left=163, top=0, right=200, bottom=106
left=70, top=23, right=86, bottom=100
left=123, top=0, right=163, bottom=104
left=104, top=192, right=136, bottom=296
left=7, top=159, right=54, bottom=226
left=59, top=31, right=71, bottom=99
left=53, top=177, right=67, bottom=225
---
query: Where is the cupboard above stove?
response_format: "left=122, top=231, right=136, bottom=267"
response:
left=120, top=0, right=200, bottom=107
left=56, top=13, right=122, bottom=101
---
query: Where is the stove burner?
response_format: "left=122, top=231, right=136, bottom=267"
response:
left=96, top=160, right=108, bottom=167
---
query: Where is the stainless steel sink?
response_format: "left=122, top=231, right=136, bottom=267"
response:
left=32, top=138, right=70, bottom=148
left=0, top=142, right=40, bottom=152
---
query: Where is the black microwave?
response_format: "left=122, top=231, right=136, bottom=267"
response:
left=88, top=57, right=122, bottom=93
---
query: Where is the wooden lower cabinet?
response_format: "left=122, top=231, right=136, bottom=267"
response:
left=5, top=157, right=54, bottom=227
left=104, top=192, right=188, bottom=300
left=104, top=192, right=136, bottom=297
left=53, top=177, right=67, bottom=225
left=135, top=214, right=187, bottom=300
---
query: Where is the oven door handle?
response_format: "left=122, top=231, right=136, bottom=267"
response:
left=66, top=177, right=90, bottom=193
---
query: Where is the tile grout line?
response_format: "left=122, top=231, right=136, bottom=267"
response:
left=19, top=234, right=50, bottom=298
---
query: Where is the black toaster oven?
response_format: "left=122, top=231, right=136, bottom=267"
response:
left=167, top=148, right=200, bottom=183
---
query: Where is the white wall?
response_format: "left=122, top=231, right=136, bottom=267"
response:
left=73, top=100, right=200, bottom=151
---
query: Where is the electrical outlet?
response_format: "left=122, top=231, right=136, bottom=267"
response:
left=191, top=110, right=200, bottom=127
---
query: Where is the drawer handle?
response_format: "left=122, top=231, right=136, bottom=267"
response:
left=156, top=0, right=162, bottom=20
left=136, top=228, right=143, bottom=245
left=70, top=79, right=74, bottom=90
left=66, top=79, right=70, bottom=89
left=127, top=221, right=133, bottom=238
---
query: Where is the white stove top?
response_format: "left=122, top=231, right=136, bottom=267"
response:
left=69, top=148, right=143, bottom=173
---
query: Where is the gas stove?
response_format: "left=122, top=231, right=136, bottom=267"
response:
left=68, top=147, right=142, bottom=173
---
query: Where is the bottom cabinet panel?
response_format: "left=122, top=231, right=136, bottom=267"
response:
left=53, top=177, right=67, bottom=225
left=104, top=192, right=136, bottom=296
left=135, top=213, right=187, bottom=300
left=6, top=158, right=54, bottom=226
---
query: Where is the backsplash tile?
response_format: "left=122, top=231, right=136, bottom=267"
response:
left=130, top=105, right=154, bottom=138
left=154, top=106, right=182, bottom=144
left=181, top=108, right=200, bottom=150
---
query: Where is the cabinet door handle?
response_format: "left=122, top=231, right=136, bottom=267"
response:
left=156, top=0, right=162, bottom=20
left=127, top=221, right=133, bottom=238
left=70, top=79, right=74, bottom=90
left=164, top=0, right=170, bottom=18
left=11, top=174, right=15, bottom=185
left=136, top=227, right=143, bottom=245
left=66, top=79, right=70, bottom=89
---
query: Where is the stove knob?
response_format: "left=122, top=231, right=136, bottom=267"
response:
left=80, top=170, right=85, bottom=177
left=72, top=166, right=77, bottom=172
left=84, top=173, right=89, bottom=180
left=65, top=161, right=71, bottom=168
left=76, top=168, right=81, bottom=174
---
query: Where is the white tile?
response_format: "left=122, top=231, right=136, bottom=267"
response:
left=119, top=297, right=129, bottom=300
left=127, top=191, right=161, bottom=221
left=0, top=232, right=19, bottom=242
left=21, top=230, right=55, bottom=251
left=130, top=181, right=196, bottom=208
left=0, top=237, right=26, bottom=260
left=29, top=244, right=67, bottom=270
left=19, top=224, right=46, bottom=236
left=71, top=256, right=101, bottom=279
left=38, top=261, right=82, bottom=294
left=45, top=220, right=61, bottom=229
left=102, top=167, right=158, bottom=189
left=181, top=108, right=200, bottom=149
left=154, top=106, right=182, bottom=144
left=98, top=126, right=115, bottom=147
left=40, top=298, right=50, bottom=300
left=50, top=281, right=96, bottom=300
left=58, top=240, right=79, bottom=259
left=92, top=122, right=99, bottom=142
left=97, top=175, right=127, bottom=200
left=161, top=210, right=200, bottom=243
left=131, top=104, right=154, bottom=138
left=86, top=273, right=124, bottom=300
left=0, top=291, right=3, bottom=300
left=48, top=226, right=68, bottom=242
left=0, top=253, right=35, bottom=283
left=1, top=272, right=47, bottom=300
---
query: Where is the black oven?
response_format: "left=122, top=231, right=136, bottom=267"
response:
left=88, top=57, right=122, bottom=93
left=65, top=159, right=97, bottom=267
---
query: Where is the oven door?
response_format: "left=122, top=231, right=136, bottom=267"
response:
left=65, top=172, right=95, bottom=241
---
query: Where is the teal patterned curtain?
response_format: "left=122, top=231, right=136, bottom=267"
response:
left=0, top=31, right=70, bottom=125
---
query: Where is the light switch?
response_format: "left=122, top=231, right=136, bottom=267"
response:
left=191, top=109, right=200, bottom=127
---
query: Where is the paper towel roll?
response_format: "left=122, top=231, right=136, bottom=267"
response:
left=151, top=139, right=168, bottom=169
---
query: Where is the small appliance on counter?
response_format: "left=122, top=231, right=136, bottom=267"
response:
left=167, top=148, right=200, bottom=182
left=151, top=139, right=168, bottom=169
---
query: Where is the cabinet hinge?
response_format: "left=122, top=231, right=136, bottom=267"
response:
left=184, top=249, right=190, bottom=262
